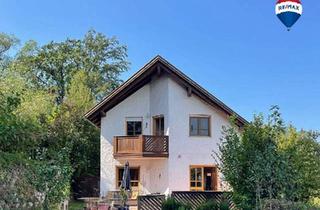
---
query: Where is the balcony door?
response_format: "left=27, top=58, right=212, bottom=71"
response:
left=116, top=166, right=140, bottom=199
left=153, top=116, right=164, bottom=136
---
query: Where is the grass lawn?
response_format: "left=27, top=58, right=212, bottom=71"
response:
left=69, top=200, right=85, bottom=210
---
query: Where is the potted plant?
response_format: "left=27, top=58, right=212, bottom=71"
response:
left=118, top=188, right=130, bottom=210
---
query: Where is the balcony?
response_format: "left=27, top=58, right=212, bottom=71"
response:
left=113, top=135, right=169, bottom=158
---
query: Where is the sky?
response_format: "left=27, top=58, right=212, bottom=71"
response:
left=1, top=0, right=319, bottom=130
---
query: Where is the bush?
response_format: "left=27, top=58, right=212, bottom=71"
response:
left=196, top=200, right=218, bottom=210
left=262, top=199, right=320, bottom=210
left=219, top=199, right=230, bottom=210
left=195, top=199, right=231, bottom=210
left=218, top=107, right=320, bottom=209
left=0, top=152, right=41, bottom=209
left=0, top=151, right=72, bottom=210
left=162, top=197, right=191, bottom=210
left=310, top=197, right=320, bottom=208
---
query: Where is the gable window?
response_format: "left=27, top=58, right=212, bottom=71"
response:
left=190, top=116, right=210, bottom=136
left=126, top=117, right=142, bottom=136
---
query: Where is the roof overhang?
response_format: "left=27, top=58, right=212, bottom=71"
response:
left=84, top=56, right=248, bottom=127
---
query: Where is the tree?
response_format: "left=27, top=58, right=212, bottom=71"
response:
left=0, top=30, right=129, bottom=201
left=14, top=30, right=129, bottom=104
left=63, top=70, right=100, bottom=177
left=65, top=70, right=95, bottom=113
left=0, top=33, right=19, bottom=73
left=218, top=107, right=320, bottom=209
left=0, top=73, right=53, bottom=154
left=278, top=128, right=320, bottom=202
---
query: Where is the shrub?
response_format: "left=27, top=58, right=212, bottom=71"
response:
left=162, top=197, right=191, bottom=210
left=262, top=199, right=320, bottom=210
left=218, top=193, right=231, bottom=210
left=0, top=150, right=72, bottom=210
left=0, top=152, right=41, bottom=209
left=219, top=200, right=230, bottom=210
left=218, top=107, right=320, bottom=209
left=310, top=197, right=320, bottom=208
left=196, top=200, right=218, bottom=210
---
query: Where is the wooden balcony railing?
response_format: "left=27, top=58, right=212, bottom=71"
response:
left=113, top=135, right=169, bottom=158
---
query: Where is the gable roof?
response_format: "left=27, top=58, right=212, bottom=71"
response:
left=85, top=55, right=248, bottom=127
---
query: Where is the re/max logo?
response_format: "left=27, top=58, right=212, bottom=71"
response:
left=278, top=4, right=301, bottom=11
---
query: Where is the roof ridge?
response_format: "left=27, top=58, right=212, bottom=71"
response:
left=84, top=55, right=160, bottom=118
left=156, top=56, right=248, bottom=124
left=85, top=55, right=248, bottom=127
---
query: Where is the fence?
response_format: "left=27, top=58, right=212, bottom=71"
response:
left=172, top=191, right=235, bottom=210
left=138, top=194, right=166, bottom=210
left=138, top=192, right=235, bottom=210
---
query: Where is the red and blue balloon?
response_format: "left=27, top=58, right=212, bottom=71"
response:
left=276, top=0, right=303, bottom=30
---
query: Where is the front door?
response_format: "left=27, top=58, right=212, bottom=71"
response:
left=204, top=167, right=214, bottom=191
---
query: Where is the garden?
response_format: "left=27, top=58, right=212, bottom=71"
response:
left=1, top=30, right=319, bottom=210
left=160, top=107, right=320, bottom=210
left=0, top=30, right=128, bottom=209
left=216, top=107, right=320, bottom=209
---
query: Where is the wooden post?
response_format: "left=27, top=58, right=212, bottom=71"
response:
left=140, top=135, right=145, bottom=155
left=113, top=137, right=117, bottom=155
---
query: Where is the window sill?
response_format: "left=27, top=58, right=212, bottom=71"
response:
left=189, top=135, right=212, bottom=138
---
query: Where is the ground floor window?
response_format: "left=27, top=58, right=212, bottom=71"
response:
left=116, top=167, right=140, bottom=188
left=190, top=165, right=218, bottom=191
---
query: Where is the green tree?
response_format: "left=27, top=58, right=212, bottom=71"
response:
left=66, top=70, right=95, bottom=113
left=63, top=70, right=100, bottom=177
left=278, top=128, right=320, bottom=202
left=0, top=33, right=19, bottom=72
left=218, top=107, right=320, bottom=209
left=14, top=30, right=129, bottom=104
left=0, top=30, right=128, bottom=202
left=0, top=73, right=53, bottom=154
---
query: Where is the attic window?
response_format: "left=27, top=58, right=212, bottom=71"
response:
left=126, top=117, right=142, bottom=136
left=190, top=116, right=210, bottom=137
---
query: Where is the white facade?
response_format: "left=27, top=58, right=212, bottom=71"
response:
left=100, top=74, right=231, bottom=196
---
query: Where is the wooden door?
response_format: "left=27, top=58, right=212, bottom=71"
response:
left=153, top=116, right=164, bottom=136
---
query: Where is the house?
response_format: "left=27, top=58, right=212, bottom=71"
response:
left=85, top=56, right=247, bottom=198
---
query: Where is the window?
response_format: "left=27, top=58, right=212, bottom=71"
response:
left=190, top=166, right=218, bottom=191
left=126, top=119, right=142, bottom=136
left=190, top=167, right=203, bottom=191
left=117, top=167, right=140, bottom=187
left=190, top=116, right=210, bottom=136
